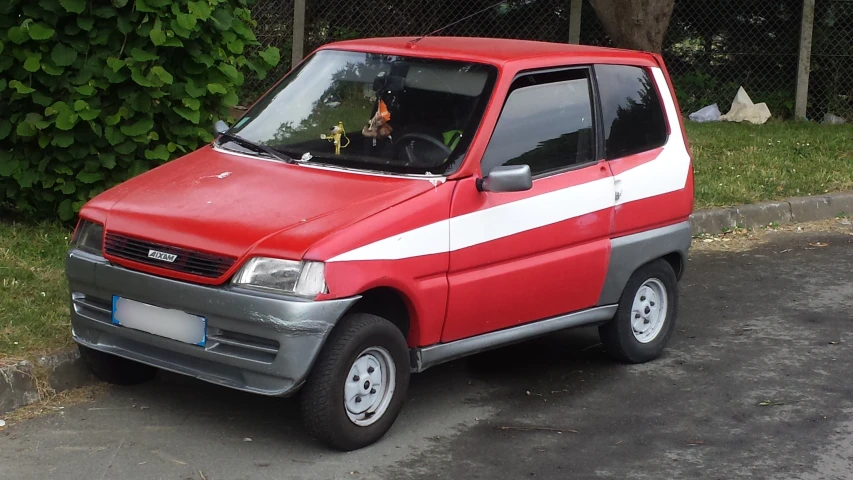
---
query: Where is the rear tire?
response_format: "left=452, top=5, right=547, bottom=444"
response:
left=599, top=259, right=678, bottom=363
left=300, top=313, right=410, bottom=451
left=78, top=345, right=158, bottom=385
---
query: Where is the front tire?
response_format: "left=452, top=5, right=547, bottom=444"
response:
left=599, top=259, right=678, bottom=363
left=78, top=345, right=158, bottom=385
left=300, top=313, right=410, bottom=451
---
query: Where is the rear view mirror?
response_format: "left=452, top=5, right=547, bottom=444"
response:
left=477, top=165, right=533, bottom=193
left=213, top=120, right=229, bottom=135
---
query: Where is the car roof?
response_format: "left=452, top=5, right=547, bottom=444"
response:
left=317, top=37, right=659, bottom=69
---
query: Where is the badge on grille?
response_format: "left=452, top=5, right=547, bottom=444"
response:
left=148, top=249, right=178, bottom=263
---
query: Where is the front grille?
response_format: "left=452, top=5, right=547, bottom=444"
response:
left=104, top=232, right=236, bottom=278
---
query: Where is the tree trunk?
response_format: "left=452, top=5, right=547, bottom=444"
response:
left=590, top=0, right=675, bottom=53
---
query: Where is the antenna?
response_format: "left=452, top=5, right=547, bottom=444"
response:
left=408, top=1, right=508, bottom=45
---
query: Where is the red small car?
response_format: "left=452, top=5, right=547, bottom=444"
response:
left=66, top=37, right=694, bottom=450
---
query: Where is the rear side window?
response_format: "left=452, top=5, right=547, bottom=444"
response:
left=481, top=69, right=595, bottom=177
left=595, top=64, right=668, bottom=160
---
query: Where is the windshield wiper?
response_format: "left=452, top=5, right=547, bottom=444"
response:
left=216, top=132, right=294, bottom=164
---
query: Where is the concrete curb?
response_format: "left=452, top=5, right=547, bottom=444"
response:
left=2, top=191, right=853, bottom=415
left=690, top=191, right=853, bottom=235
left=0, top=349, right=94, bottom=415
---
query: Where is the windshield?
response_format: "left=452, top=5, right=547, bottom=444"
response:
left=223, top=49, right=497, bottom=175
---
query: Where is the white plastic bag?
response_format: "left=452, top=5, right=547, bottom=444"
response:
left=720, top=86, right=772, bottom=124
left=689, top=104, right=721, bottom=123
left=822, top=113, right=846, bottom=125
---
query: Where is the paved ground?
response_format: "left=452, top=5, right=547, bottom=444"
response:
left=2, top=227, right=853, bottom=480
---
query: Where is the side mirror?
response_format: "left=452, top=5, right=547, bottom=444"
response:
left=213, top=120, right=229, bottom=135
left=476, top=165, right=533, bottom=193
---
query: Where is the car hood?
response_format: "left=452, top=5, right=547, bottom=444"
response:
left=87, top=146, right=436, bottom=261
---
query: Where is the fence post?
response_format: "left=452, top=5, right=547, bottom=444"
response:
left=795, top=0, right=815, bottom=120
left=292, top=0, right=306, bottom=66
left=568, top=0, right=582, bottom=44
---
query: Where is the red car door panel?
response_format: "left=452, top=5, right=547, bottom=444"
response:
left=442, top=67, right=614, bottom=343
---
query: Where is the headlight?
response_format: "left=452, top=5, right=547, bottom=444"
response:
left=232, top=258, right=327, bottom=296
left=71, top=220, right=104, bottom=255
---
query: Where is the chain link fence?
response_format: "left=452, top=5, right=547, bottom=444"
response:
left=811, top=0, right=853, bottom=121
left=243, top=0, right=853, bottom=123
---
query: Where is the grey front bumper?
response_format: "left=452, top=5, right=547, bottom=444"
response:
left=66, top=249, right=358, bottom=397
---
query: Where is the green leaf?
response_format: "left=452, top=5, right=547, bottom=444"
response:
left=130, top=47, right=158, bottom=62
left=120, top=118, right=154, bottom=136
left=182, top=97, right=200, bottom=110
left=113, top=0, right=129, bottom=7
left=144, top=144, right=170, bottom=161
left=188, top=0, right=211, bottom=20
left=150, top=18, right=166, bottom=46
left=93, top=5, right=116, bottom=18
left=106, top=57, right=126, bottom=72
left=151, top=66, right=173, bottom=84
left=100, top=152, right=117, bottom=169
left=58, top=199, right=74, bottom=221
left=56, top=110, right=79, bottom=130
left=39, top=135, right=51, bottom=148
left=130, top=67, right=154, bottom=87
left=186, top=80, right=207, bottom=97
left=75, top=84, right=95, bottom=96
left=222, top=91, right=238, bottom=108
left=74, top=100, right=89, bottom=112
left=59, top=0, right=86, bottom=14
left=174, top=106, right=200, bottom=124
left=79, top=108, right=100, bottom=121
left=115, top=140, right=137, bottom=155
left=52, top=131, right=75, bottom=147
left=0, top=79, right=5, bottom=92
left=0, top=40, right=4, bottom=56
left=105, top=126, right=126, bottom=145
left=77, top=171, right=104, bottom=184
left=24, top=54, right=41, bottom=72
left=177, top=13, right=197, bottom=30
left=25, top=112, right=44, bottom=125
left=211, top=10, right=233, bottom=30
left=16, top=122, right=37, bottom=137
left=32, top=91, right=51, bottom=106
left=9, top=80, right=35, bottom=94
left=206, top=83, right=227, bottom=95
left=18, top=170, right=39, bottom=189
left=51, top=44, right=78, bottom=66
left=77, top=16, right=95, bottom=31
left=218, top=63, right=240, bottom=81
left=27, top=23, right=56, bottom=41
left=0, top=158, right=19, bottom=176
left=0, top=120, right=11, bottom=140
left=227, top=39, right=244, bottom=54
left=41, top=60, right=64, bottom=76
left=60, top=182, right=77, bottom=194
left=105, top=112, right=121, bottom=126
left=7, top=26, right=29, bottom=44
left=260, top=47, right=281, bottom=67
left=135, top=0, right=155, bottom=13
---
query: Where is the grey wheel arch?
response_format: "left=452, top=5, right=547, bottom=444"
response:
left=597, top=221, right=691, bottom=306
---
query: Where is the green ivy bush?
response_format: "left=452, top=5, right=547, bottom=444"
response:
left=0, top=0, right=280, bottom=221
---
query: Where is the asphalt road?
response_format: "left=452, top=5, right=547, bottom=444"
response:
left=2, top=228, right=853, bottom=480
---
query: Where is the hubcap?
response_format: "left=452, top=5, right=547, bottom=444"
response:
left=631, top=278, right=668, bottom=343
left=344, top=347, right=396, bottom=427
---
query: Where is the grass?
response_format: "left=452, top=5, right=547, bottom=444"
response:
left=0, top=222, right=73, bottom=358
left=687, top=121, right=853, bottom=208
left=1, top=121, right=851, bottom=358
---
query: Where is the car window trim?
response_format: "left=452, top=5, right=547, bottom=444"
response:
left=481, top=65, right=601, bottom=181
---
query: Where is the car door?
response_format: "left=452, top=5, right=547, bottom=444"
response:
left=441, top=66, right=615, bottom=343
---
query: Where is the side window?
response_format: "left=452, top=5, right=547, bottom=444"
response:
left=595, top=64, right=668, bottom=160
left=480, top=69, right=595, bottom=177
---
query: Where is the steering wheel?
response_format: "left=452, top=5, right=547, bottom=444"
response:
left=394, top=133, right=453, bottom=166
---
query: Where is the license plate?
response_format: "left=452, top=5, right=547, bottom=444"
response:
left=112, top=297, right=206, bottom=346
